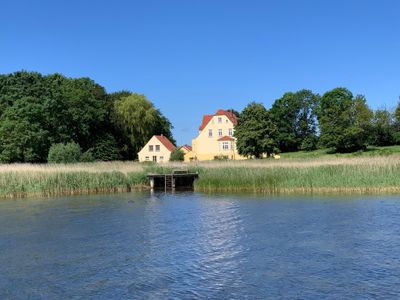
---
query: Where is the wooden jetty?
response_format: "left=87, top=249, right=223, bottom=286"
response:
left=147, top=170, right=199, bottom=191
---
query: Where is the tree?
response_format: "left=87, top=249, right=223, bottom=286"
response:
left=234, top=102, right=278, bottom=158
left=371, top=109, right=395, bottom=146
left=170, top=149, right=185, bottom=161
left=270, top=90, right=319, bottom=152
left=114, top=93, right=174, bottom=157
left=47, top=142, right=82, bottom=163
left=317, top=88, right=373, bottom=152
left=0, top=97, right=49, bottom=162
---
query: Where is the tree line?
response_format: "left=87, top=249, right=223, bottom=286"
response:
left=235, top=88, right=400, bottom=158
left=0, top=71, right=174, bottom=163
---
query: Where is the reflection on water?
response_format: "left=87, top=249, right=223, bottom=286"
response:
left=1, top=192, right=400, bottom=299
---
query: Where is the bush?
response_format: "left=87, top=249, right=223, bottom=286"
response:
left=300, top=135, right=318, bottom=151
left=80, top=149, right=95, bottom=162
left=91, top=134, right=121, bottom=161
left=48, top=142, right=82, bottom=163
left=170, top=149, right=185, bottom=161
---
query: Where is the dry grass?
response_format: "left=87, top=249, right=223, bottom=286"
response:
left=1, top=154, right=400, bottom=198
left=0, top=161, right=145, bottom=174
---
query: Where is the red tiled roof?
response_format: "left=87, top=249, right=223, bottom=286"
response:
left=198, top=109, right=238, bottom=131
left=199, top=115, right=213, bottom=131
left=216, top=109, right=238, bottom=126
left=155, top=135, right=176, bottom=152
left=217, top=135, right=235, bottom=141
left=179, top=144, right=192, bottom=151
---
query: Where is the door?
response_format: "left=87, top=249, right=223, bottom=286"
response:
left=152, top=156, right=157, bottom=162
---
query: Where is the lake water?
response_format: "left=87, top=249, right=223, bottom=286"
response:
left=1, top=192, right=400, bottom=299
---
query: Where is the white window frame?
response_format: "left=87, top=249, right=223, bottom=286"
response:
left=155, top=145, right=160, bottom=152
left=228, top=128, right=233, bottom=136
left=218, top=129, right=223, bottom=137
left=149, top=145, right=154, bottom=152
left=222, top=142, right=229, bottom=150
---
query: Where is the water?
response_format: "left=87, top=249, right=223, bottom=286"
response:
left=1, top=192, right=400, bottom=299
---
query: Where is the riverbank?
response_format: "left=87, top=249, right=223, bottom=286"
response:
left=1, top=155, right=400, bottom=198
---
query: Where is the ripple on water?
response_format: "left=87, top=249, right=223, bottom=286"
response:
left=1, top=193, right=400, bottom=299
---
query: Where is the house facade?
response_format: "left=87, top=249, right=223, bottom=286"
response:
left=185, top=109, right=246, bottom=161
left=138, top=135, right=176, bottom=163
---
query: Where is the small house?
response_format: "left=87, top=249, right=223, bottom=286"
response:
left=138, top=135, right=176, bottom=163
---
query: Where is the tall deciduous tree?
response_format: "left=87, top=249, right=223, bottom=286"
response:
left=371, top=109, right=396, bottom=146
left=234, top=102, right=278, bottom=158
left=114, top=93, right=174, bottom=157
left=318, top=88, right=373, bottom=152
left=270, top=90, right=319, bottom=152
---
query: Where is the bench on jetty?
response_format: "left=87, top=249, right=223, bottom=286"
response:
left=147, top=170, right=199, bottom=191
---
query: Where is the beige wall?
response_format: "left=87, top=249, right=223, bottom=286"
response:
left=187, top=115, right=246, bottom=161
left=138, top=136, right=172, bottom=163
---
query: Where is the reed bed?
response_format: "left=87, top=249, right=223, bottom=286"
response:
left=1, top=155, right=400, bottom=198
left=194, top=163, right=400, bottom=194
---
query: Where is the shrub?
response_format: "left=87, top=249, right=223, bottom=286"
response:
left=170, top=149, right=185, bottom=161
left=48, top=142, right=82, bottom=163
left=91, top=134, right=121, bottom=161
left=80, top=149, right=95, bottom=162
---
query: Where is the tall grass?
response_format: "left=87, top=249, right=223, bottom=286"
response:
left=1, top=155, right=400, bottom=198
left=194, top=161, right=400, bottom=193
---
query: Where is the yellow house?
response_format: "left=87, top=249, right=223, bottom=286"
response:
left=178, top=144, right=192, bottom=155
left=138, top=135, right=176, bottom=163
left=185, top=109, right=246, bottom=161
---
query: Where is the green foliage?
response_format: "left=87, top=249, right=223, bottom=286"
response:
left=317, top=88, right=373, bottom=152
left=271, top=90, right=319, bottom=152
left=91, top=134, right=121, bottom=161
left=114, top=93, right=174, bottom=157
left=48, top=142, right=82, bottom=163
left=80, top=149, right=95, bottom=162
left=370, top=109, right=396, bottom=146
left=0, top=71, right=175, bottom=162
left=300, top=135, right=318, bottom=151
left=234, top=102, right=278, bottom=158
left=170, top=149, right=185, bottom=161
left=0, top=96, right=49, bottom=162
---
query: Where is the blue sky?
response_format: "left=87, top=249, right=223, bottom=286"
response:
left=2, top=0, right=400, bottom=145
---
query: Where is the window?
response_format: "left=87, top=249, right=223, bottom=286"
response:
left=152, top=156, right=157, bottom=162
left=218, top=129, right=222, bottom=137
left=222, top=142, right=229, bottom=150
left=218, top=117, right=222, bottom=123
left=160, top=156, right=164, bottom=162
left=149, top=145, right=154, bottom=152
left=145, top=156, right=149, bottom=161
left=228, top=128, right=233, bottom=136
left=155, top=145, right=160, bottom=152
left=208, top=129, right=212, bottom=137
